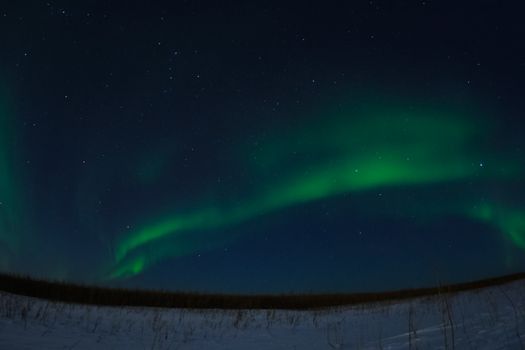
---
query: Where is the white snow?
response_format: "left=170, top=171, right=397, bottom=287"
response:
left=1, top=280, right=524, bottom=349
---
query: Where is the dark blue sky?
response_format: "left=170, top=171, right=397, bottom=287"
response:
left=0, top=1, right=524, bottom=293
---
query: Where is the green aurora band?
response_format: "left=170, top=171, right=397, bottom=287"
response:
left=110, top=106, right=525, bottom=279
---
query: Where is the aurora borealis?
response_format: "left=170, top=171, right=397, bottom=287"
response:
left=1, top=1, right=525, bottom=293
left=111, top=107, right=522, bottom=279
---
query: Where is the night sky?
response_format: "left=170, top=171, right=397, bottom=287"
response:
left=1, top=1, right=525, bottom=293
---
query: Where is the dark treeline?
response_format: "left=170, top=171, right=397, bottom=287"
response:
left=0, top=272, right=524, bottom=310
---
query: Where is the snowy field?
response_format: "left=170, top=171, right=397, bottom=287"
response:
left=1, top=280, right=524, bottom=349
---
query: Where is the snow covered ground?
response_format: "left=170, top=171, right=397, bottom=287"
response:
left=1, top=280, right=524, bottom=349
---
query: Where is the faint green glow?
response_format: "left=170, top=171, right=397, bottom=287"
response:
left=136, top=149, right=171, bottom=185
left=129, top=256, right=145, bottom=276
left=468, top=203, right=525, bottom=249
left=0, top=87, right=20, bottom=268
left=109, top=104, right=523, bottom=279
